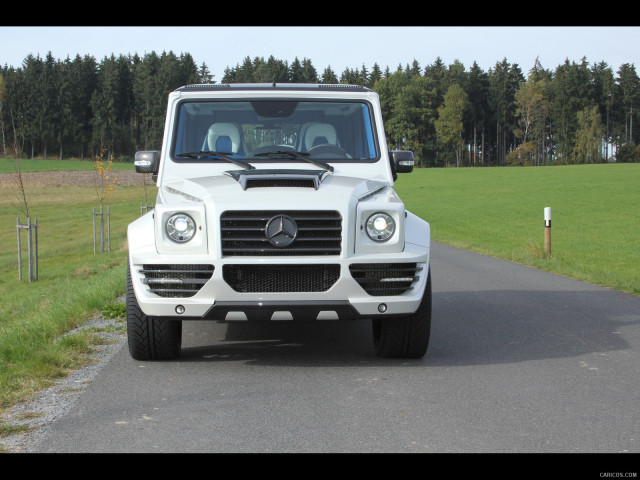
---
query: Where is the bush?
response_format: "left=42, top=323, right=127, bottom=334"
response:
left=615, top=143, right=640, bottom=163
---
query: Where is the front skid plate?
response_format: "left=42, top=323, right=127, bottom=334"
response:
left=178, top=301, right=389, bottom=322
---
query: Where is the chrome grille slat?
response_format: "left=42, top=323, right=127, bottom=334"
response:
left=349, top=263, right=422, bottom=296
left=221, top=210, right=342, bottom=256
left=140, top=264, right=214, bottom=298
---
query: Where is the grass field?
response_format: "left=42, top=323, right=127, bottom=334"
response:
left=0, top=158, right=638, bottom=428
left=395, top=163, right=640, bottom=296
left=0, top=159, right=153, bottom=418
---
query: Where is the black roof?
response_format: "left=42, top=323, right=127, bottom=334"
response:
left=175, top=83, right=372, bottom=93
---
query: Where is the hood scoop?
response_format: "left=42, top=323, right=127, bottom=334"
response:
left=225, top=169, right=331, bottom=190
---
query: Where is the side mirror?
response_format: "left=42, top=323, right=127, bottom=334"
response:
left=134, top=151, right=160, bottom=174
left=389, top=151, right=414, bottom=180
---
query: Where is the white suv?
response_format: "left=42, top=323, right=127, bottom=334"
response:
left=127, top=83, right=431, bottom=360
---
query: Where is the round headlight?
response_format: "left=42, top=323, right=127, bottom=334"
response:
left=166, top=213, right=196, bottom=243
left=366, top=212, right=396, bottom=242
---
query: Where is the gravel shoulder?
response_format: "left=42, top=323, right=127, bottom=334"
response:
left=0, top=310, right=127, bottom=453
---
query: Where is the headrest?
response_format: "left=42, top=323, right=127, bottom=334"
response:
left=204, top=123, right=242, bottom=152
left=302, top=123, right=338, bottom=150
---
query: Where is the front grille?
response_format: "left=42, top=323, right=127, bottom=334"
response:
left=140, top=264, right=214, bottom=298
left=220, top=210, right=342, bottom=256
left=223, top=264, right=340, bottom=292
left=349, top=263, right=422, bottom=296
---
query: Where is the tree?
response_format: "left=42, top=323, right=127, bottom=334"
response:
left=2, top=66, right=26, bottom=156
left=198, top=62, right=213, bottom=83
left=423, top=57, right=448, bottom=104
left=340, top=67, right=360, bottom=84
left=236, top=56, right=255, bottom=83
left=68, top=55, right=98, bottom=158
left=590, top=61, right=615, bottom=160
left=551, top=58, right=593, bottom=162
left=40, top=52, right=61, bottom=159
left=91, top=55, right=121, bottom=156
left=489, top=59, right=524, bottom=165
left=0, top=72, right=6, bottom=154
left=435, top=84, right=468, bottom=167
left=573, top=105, right=605, bottom=163
left=369, top=63, right=383, bottom=88
left=466, top=62, right=491, bottom=165
left=616, top=63, right=640, bottom=145
left=512, top=76, right=551, bottom=165
left=20, top=54, right=44, bottom=157
left=391, top=75, right=439, bottom=166
left=359, top=63, right=369, bottom=86
left=373, top=70, right=410, bottom=148
left=321, top=66, right=338, bottom=84
left=407, top=59, right=421, bottom=78
left=301, top=58, right=318, bottom=83
left=179, top=53, right=200, bottom=85
left=289, top=57, right=304, bottom=83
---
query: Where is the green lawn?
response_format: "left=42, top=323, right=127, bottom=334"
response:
left=395, top=163, right=640, bottom=296
left=0, top=163, right=153, bottom=414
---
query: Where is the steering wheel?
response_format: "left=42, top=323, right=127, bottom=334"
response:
left=249, top=145, right=295, bottom=156
left=307, top=144, right=350, bottom=158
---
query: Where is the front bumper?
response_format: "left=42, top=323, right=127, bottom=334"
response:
left=129, top=242, right=429, bottom=321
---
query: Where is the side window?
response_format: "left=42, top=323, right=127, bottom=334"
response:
left=362, top=104, right=376, bottom=159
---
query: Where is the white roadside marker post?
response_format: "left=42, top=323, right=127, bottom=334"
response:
left=544, top=207, right=552, bottom=255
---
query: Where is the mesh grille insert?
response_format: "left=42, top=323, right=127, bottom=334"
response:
left=223, top=264, right=340, bottom=293
left=245, top=179, right=316, bottom=189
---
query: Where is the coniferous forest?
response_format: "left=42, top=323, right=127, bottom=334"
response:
left=1, top=51, right=639, bottom=167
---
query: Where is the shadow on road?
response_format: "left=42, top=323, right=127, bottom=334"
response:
left=177, top=288, right=639, bottom=367
left=179, top=319, right=378, bottom=365
left=429, top=288, right=640, bottom=366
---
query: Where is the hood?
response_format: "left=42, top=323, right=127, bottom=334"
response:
left=161, top=169, right=390, bottom=208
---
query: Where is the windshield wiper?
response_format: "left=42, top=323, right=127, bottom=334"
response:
left=176, top=151, right=255, bottom=170
left=252, top=150, right=334, bottom=172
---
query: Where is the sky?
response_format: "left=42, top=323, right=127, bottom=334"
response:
left=1, top=26, right=639, bottom=80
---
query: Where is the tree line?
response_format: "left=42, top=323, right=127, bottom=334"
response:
left=1, top=51, right=639, bottom=166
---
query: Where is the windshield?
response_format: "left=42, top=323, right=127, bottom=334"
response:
left=172, top=100, right=378, bottom=164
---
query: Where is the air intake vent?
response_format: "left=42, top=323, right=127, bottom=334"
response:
left=223, top=264, right=340, bottom=292
left=349, top=263, right=422, bottom=296
left=140, top=264, right=214, bottom=298
left=221, top=210, right=342, bottom=256
left=245, top=178, right=316, bottom=189
left=225, top=169, right=328, bottom=190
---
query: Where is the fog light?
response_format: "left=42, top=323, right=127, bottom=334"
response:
left=378, top=303, right=387, bottom=313
left=175, top=305, right=185, bottom=315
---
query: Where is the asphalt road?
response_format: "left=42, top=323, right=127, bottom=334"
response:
left=33, top=242, right=640, bottom=454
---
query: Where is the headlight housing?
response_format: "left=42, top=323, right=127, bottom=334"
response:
left=166, top=213, right=196, bottom=243
left=366, top=212, right=396, bottom=242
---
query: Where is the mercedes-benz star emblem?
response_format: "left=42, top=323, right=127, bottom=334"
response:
left=266, top=215, right=298, bottom=247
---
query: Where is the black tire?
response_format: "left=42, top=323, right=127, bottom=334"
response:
left=372, top=267, right=432, bottom=359
left=126, top=264, right=182, bottom=360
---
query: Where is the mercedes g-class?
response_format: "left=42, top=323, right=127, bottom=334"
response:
left=127, top=83, right=431, bottom=360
